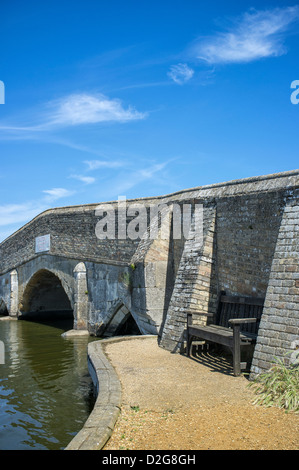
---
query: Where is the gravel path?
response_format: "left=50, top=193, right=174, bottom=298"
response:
left=103, top=336, right=298, bottom=450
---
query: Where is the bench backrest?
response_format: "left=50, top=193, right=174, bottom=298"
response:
left=215, top=292, right=264, bottom=335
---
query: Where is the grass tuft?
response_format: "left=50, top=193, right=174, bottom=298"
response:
left=249, top=357, right=299, bottom=413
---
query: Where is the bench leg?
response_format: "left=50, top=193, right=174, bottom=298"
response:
left=186, top=314, right=192, bottom=357
left=232, top=324, right=241, bottom=376
left=187, top=334, right=192, bottom=357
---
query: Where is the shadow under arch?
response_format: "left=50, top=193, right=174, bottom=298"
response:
left=99, top=300, right=141, bottom=337
left=20, top=269, right=73, bottom=321
left=0, top=298, right=8, bottom=315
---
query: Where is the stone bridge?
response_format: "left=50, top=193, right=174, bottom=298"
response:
left=0, top=170, right=298, bottom=375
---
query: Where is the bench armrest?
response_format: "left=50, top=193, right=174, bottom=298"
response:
left=187, top=312, right=214, bottom=318
left=187, top=312, right=214, bottom=328
left=228, top=318, right=257, bottom=325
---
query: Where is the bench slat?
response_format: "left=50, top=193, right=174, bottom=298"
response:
left=220, top=295, right=264, bottom=306
left=189, top=325, right=255, bottom=346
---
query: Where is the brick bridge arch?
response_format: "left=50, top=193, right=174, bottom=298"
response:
left=8, top=256, right=90, bottom=330
left=20, top=268, right=73, bottom=318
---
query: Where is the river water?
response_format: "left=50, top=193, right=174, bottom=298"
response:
left=0, top=317, right=96, bottom=450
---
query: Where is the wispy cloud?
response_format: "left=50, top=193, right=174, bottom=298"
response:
left=46, top=93, right=147, bottom=126
left=137, top=162, right=168, bottom=179
left=191, top=6, right=299, bottom=64
left=99, top=160, right=172, bottom=198
left=167, top=63, right=194, bottom=84
left=69, top=174, right=96, bottom=184
left=0, top=92, right=147, bottom=135
left=84, top=159, right=125, bottom=170
left=42, top=187, right=75, bottom=202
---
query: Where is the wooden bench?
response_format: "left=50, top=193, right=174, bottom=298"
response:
left=186, top=292, right=264, bottom=376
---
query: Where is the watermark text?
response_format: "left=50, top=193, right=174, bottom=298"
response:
left=0, top=81, right=4, bottom=104
left=290, top=80, right=299, bottom=104
left=95, top=197, right=203, bottom=243
left=0, top=340, right=5, bottom=364
left=290, top=340, right=299, bottom=366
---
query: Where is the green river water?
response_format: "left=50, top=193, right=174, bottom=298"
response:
left=0, top=317, right=96, bottom=450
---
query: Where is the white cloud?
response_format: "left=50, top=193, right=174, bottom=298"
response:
left=43, top=187, right=74, bottom=201
left=84, top=159, right=125, bottom=170
left=0, top=93, right=147, bottom=136
left=138, top=162, right=168, bottom=179
left=105, top=161, right=170, bottom=196
left=46, top=93, right=147, bottom=127
left=192, top=6, right=299, bottom=64
left=69, top=174, right=96, bottom=184
left=168, top=63, right=194, bottom=84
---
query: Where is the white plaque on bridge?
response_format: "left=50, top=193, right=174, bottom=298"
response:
left=35, top=234, right=51, bottom=253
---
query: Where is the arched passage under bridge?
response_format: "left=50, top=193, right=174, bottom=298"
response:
left=20, top=269, right=73, bottom=321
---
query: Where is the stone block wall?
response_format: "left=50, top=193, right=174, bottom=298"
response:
left=159, top=204, right=217, bottom=352
left=159, top=181, right=298, bottom=360
left=215, top=191, right=286, bottom=298
left=251, top=192, right=299, bottom=375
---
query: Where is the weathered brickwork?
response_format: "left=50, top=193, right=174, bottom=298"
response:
left=0, top=204, right=142, bottom=274
left=159, top=177, right=298, bottom=368
left=0, top=170, right=298, bottom=375
left=159, top=204, right=217, bottom=352
left=251, top=192, right=299, bottom=376
left=215, top=191, right=286, bottom=297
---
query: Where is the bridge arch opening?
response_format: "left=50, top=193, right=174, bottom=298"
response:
left=20, top=269, right=73, bottom=321
left=104, top=303, right=141, bottom=337
left=0, top=298, right=8, bottom=316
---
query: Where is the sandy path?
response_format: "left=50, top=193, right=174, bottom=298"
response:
left=103, top=336, right=298, bottom=450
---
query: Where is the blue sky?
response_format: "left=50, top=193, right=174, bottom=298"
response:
left=0, top=0, right=299, bottom=242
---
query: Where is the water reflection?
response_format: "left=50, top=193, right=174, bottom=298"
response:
left=0, top=317, right=96, bottom=450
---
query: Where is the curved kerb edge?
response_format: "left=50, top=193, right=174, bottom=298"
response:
left=65, top=335, right=157, bottom=451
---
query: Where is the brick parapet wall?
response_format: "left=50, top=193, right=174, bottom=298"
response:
left=0, top=205, right=144, bottom=275
left=1, top=170, right=298, bottom=276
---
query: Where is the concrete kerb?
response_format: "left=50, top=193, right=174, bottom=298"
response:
left=65, top=334, right=157, bottom=451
